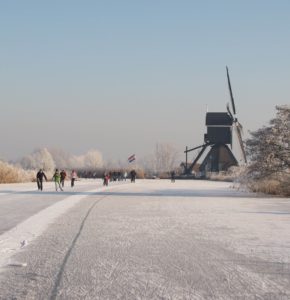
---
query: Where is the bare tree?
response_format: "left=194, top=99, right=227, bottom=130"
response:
left=139, top=143, right=179, bottom=175
left=137, top=143, right=178, bottom=175
left=139, top=154, right=156, bottom=175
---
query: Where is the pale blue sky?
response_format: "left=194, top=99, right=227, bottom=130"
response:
left=1, top=1, right=290, bottom=162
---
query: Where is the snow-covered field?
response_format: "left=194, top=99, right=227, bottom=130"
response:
left=0, top=179, right=289, bottom=299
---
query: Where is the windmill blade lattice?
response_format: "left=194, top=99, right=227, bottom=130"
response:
left=226, top=66, right=236, bottom=115
left=226, top=67, right=247, bottom=163
left=234, top=124, right=247, bottom=163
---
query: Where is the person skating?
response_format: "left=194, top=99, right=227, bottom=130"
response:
left=53, top=169, right=63, bottom=191
left=130, top=169, right=136, bottom=183
left=103, top=173, right=109, bottom=186
left=36, top=169, right=47, bottom=191
left=60, top=170, right=67, bottom=187
left=71, top=170, right=77, bottom=187
left=170, top=170, right=176, bottom=183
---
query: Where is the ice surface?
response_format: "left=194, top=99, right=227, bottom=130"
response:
left=0, top=179, right=289, bottom=299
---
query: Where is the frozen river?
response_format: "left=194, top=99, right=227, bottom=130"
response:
left=0, top=179, right=289, bottom=299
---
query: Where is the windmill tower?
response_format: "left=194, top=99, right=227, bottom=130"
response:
left=184, top=67, right=247, bottom=175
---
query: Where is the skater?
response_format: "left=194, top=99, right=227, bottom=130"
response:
left=170, top=170, right=175, bottom=183
left=123, top=171, right=127, bottom=181
left=53, top=169, right=63, bottom=191
left=71, top=170, right=77, bottom=187
left=60, top=170, right=67, bottom=187
left=36, top=169, right=47, bottom=191
left=103, top=173, right=109, bottom=186
left=130, top=169, right=136, bottom=183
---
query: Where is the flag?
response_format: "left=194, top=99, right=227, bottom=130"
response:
left=128, top=154, right=136, bottom=163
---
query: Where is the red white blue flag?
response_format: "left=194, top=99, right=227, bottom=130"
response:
left=128, top=154, right=136, bottom=163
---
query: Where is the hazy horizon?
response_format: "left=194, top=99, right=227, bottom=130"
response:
left=1, top=1, right=289, bottom=164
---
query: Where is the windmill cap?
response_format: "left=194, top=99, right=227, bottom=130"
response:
left=206, top=112, right=233, bottom=126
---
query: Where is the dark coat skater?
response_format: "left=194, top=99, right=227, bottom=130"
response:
left=130, top=170, right=136, bottom=183
left=60, top=170, right=67, bottom=187
left=36, top=169, right=47, bottom=191
left=171, top=170, right=176, bottom=183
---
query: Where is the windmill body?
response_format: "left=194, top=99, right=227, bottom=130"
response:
left=183, top=68, right=246, bottom=176
left=205, top=112, right=232, bottom=145
left=201, top=112, right=238, bottom=173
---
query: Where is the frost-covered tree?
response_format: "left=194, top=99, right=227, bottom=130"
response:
left=106, top=157, right=134, bottom=169
left=20, top=148, right=55, bottom=171
left=20, top=155, right=35, bottom=170
left=246, top=105, right=290, bottom=179
left=69, top=155, right=85, bottom=170
left=48, top=148, right=72, bottom=169
left=83, top=150, right=103, bottom=169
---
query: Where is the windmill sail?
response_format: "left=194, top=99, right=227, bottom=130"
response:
left=226, top=66, right=247, bottom=163
left=234, top=123, right=247, bottom=163
left=226, top=103, right=234, bottom=121
left=226, top=66, right=236, bottom=115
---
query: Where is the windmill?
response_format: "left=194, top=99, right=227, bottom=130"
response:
left=183, top=67, right=247, bottom=175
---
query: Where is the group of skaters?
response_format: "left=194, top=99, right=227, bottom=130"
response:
left=36, top=169, right=78, bottom=191
left=37, top=168, right=175, bottom=191
left=103, top=169, right=137, bottom=186
left=108, top=171, right=128, bottom=182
